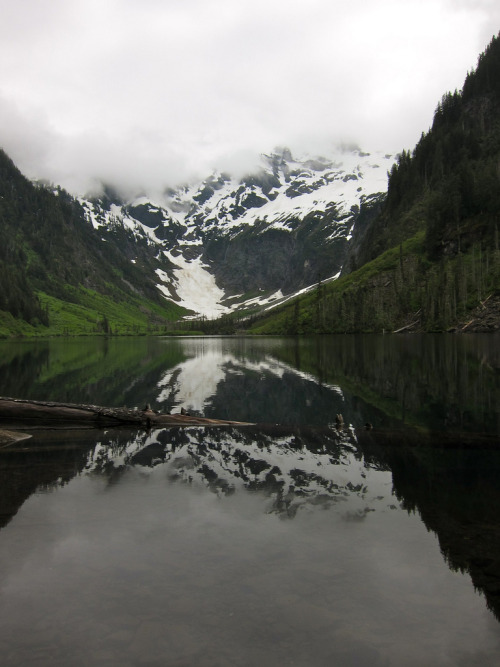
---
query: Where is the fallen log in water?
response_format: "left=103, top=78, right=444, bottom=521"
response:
left=0, top=397, right=253, bottom=430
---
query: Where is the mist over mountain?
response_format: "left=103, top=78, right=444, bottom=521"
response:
left=0, top=34, right=499, bottom=336
left=79, top=145, right=394, bottom=318
left=248, top=34, right=500, bottom=335
left=0, top=139, right=393, bottom=334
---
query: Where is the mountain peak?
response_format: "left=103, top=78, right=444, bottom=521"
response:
left=78, top=145, right=393, bottom=318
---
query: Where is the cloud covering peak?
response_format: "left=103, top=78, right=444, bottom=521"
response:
left=0, top=0, right=498, bottom=195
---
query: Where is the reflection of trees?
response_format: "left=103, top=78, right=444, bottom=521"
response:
left=0, top=338, right=187, bottom=408
left=357, top=430, right=500, bottom=621
left=272, top=334, right=500, bottom=434
left=0, top=431, right=97, bottom=529
left=2, top=335, right=498, bottom=435
left=0, top=344, right=50, bottom=399
left=2, top=422, right=499, bottom=624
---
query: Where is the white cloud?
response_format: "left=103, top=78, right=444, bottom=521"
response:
left=0, top=0, right=497, bottom=195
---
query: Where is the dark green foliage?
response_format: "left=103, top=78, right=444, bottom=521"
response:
left=352, top=34, right=500, bottom=270
left=186, top=314, right=237, bottom=335
left=248, top=226, right=500, bottom=335
left=248, top=33, right=500, bottom=334
left=0, top=149, right=185, bottom=336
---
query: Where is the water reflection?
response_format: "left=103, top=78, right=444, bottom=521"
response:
left=358, top=432, right=500, bottom=622
left=0, top=334, right=498, bottom=434
left=85, top=424, right=393, bottom=520
left=0, top=427, right=500, bottom=665
left=1, top=335, right=500, bottom=663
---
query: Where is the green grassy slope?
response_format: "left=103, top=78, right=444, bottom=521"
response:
left=0, top=149, right=189, bottom=337
left=249, top=231, right=499, bottom=333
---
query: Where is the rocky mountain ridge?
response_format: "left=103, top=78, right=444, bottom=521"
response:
left=79, top=146, right=394, bottom=317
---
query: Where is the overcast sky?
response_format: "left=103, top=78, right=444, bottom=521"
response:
left=0, top=0, right=498, bottom=196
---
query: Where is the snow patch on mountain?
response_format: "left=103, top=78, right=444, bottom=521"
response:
left=158, top=253, right=229, bottom=318
left=234, top=289, right=284, bottom=309
left=78, top=145, right=394, bottom=318
left=212, top=152, right=391, bottom=234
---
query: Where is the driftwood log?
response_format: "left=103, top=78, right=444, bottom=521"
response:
left=0, top=397, right=252, bottom=430
left=1, top=398, right=495, bottom=449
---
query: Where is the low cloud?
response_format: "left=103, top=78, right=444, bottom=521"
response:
left=0, top=0, right=497, bottom=196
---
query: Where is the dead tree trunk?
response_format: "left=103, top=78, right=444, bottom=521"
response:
left=0, top=397, right=252, bottom=430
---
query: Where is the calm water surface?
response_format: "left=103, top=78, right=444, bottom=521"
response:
left=0, top=335, right=499, bottom=666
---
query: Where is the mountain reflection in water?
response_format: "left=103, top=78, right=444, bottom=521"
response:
left=1, top=334, right=498, bottom=434
left=86, top=425, right=388, bottom=519
left=0, top=424, right=500, bottom=666
left=0, top=334, right=499, bottom=665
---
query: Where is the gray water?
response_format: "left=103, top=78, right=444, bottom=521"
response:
left=0, top=335, right=499, bottom=665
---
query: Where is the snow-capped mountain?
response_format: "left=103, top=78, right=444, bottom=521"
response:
left=79, top=146, right=394, bottom=318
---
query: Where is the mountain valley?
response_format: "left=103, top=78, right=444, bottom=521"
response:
left=0, top=34, right=499, bottom=337
left=79, top=147, right=393, bottom=318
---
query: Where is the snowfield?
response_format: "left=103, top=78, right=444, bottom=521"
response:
left=80, top=146, right=394, bottom=318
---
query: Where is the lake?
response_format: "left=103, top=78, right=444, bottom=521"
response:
left=0, top=334, right=499, bottom=666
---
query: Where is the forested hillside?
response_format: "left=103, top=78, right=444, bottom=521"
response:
left=351, top=32, right=500, bottom=267
left=0, top=150, right=186, bottom=337
left=250, top=34, right=500, bottom=334
left=1, top=35, right=499, bottom=337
